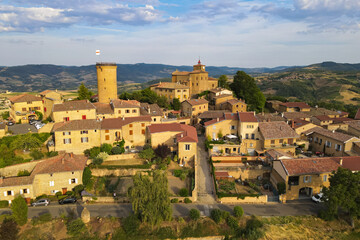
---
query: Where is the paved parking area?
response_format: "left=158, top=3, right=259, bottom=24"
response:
left=8, top=123, right=37, bottom=135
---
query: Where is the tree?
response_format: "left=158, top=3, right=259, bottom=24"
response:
left=100, top=143, right=112, bottom=154
left=66, top=219, right=87, bottom=237
left=155, top=144, right=171, bottom=159
left=189, top=209, right=200, bottom=220
left=82, top=167, right=92, bottom=187
left=322, top=167, right=360, bottom=225
left=0, top=218, right=19, bottom=240
left=111, top=146, right=124, bottom=155
left=179, top=188, right=189, bottom=197
left=11, top=195, right=28, bottom=225
left=34, top=110, right=43, bottom=121
left=172, top=98, right=181, bottom=111
left=1, top=111, right=9, bottom=120
left=128, top=171, right=172, bottom=227
left=77, top=83, right=94, bottom=100
left=230, top=71, right=265, bottom=112
left=139, top=147, right=155, bottom=161
left=234, top=206, right=244, bottom=218
left=10, top=133, right=42, bottom=151
left=210, top=209, right=222, bottom=223
left=218, top=75, right=230, bottom=89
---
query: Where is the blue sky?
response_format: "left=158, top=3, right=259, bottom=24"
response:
left=1, top=0, right=360, bottom=67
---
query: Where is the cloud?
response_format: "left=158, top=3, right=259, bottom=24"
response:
left=0, top=1, right=163, bottom=32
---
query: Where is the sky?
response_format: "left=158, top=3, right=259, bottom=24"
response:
left=1, top=0, right=360, bottom=67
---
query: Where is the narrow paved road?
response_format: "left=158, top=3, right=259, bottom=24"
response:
left=196, top=136, right=216, bottom=203
left=0, top=200, right=322, bottom=219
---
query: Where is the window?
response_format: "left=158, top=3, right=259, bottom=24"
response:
left=323, top=175, right=328, bottom=182
left=27, top=101, right=32, bottom=104
left=250, top=143, right=253, bottom=147
left=141, top=123, right=145, bottom=127
left=335, top=144, right=342, bottom=151
left=22, top=107, right=26, bottom=111
left=247, top=125, right=254, bottom=129
left=63, top=138, right=71, bottom=144
left=49, top=181, right=54, bottom=186
left=288, top=139, right=293, bottom=145
left=233, top=148, right=236, bottom=152
left=192, top=108, right=195, bottom=111
left=63, top=131, right=71, bottom=135
left=64, top=117, right=70, bottom=121
left=118, top=110, right=121, bottom=114
left=246, top=134, right=249, bottom=139
left=82, top=115, right=86, bottom=120
left=177, top=90, right=181, bottom=92
left=132, top=109, right=137, bottom=113
left=173, top=138, right=177, bottom=144
left=185, top=144, right=190, bottom=150
left=129, top=130, right=133, bottom=135
left=105, top=129, right=109, bottom=133
left=251, top=134, right=255, bottom=139
left=21, top=189, right=29, bottom=194
left=303, top=176, right=311, bottom=183
left=44, top=107, right=47, bottom=112
left=142, top=129, right=145, bottom=135
left=105, top=135, right=110, bottom=140
left=81, top=130, right=88, bottom=134
left=129, top=124, right=133, bottom=128
left=319, top=139, right=322, bottom=144
left=70, top=178, right=77, bottom=184
left=326, top=141, right=332, bottom=147
left=153, top=118, right=157, bottom=122
left=81, top=137, right=88, bottom=143
left=231, top=125, right=236, bottom=130
left=279, top=139, right=283, bottom=144
left=271, top=140, right=275, bottom=144
left=314, top=137, right=318, bottom=143
left=126, top=110, right=130, bottom=113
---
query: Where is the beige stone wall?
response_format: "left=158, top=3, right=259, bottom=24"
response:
left=32, top=170, right=83, bottom=196
left=151, top=87, right=189, bottom=103
left=294, top=123, right=318, bottom=135
left=113, top=107, right=140, bottom=118
left=178, top=142, right=197, bottom=165
left=0, top=184, right=34, bottom=202
left=219, top=195, right=268, bottom=204
left=0, top=160, right=43, bottom=177
left=181, top=102, right=208, bottom=117
left=263, top=138, right=298, bottom=149
left=10, top=100, right=43, bottom=123
left=43, top=98, right=62, bottom=119
left=161, top=117, right=191, bottom=125
left=150, top=131, right=181, bottom=148
left=105, top=153, right=138, bottom=161
left=206, top=120, right=238, bottom=140
left=91, top=168, right=149, bottom=177
left=0, top=128, right=6, bottom=138
left=238, top=121, right=260, bottom=141
left=97, top=64, right=117, bottom=104
left=227, top=168, right=270, bottom=180
left=308, top=132, right=357, bottom=156
left=348, top=125, right=360, bottom=138
left=214, top=95, right=234, bottom=109
left=54, top=129, right=101, bottom=154
left=52, top=109, right=97, bottom=122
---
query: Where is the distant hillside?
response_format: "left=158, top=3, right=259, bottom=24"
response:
left=257, top=62, right=360, bottom=105
left=0, top=63, right=288, bottom=92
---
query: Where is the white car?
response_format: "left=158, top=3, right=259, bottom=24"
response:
left=35, top=122, right=45, bottom=129
left=312, top=193, right=326, bottom=203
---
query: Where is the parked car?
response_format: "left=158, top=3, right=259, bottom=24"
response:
left=312, top=193, right=327, bottom=203
left=31, top=199, right=50, bottom=207
left=6, top=121, right=14, bottom=126
left=35, top=122, right=45, bottom=129
left=29, top=119, right=37, bottom=125
left=59, top=197, right=77, bottom=205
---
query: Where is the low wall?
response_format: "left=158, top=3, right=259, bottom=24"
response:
left=83, top=196, right=129, bottom=203
left=212, top=156, right=259, bottom=162
left=91, top=168, right=149, bottom=177
left=0, top=160, right=44, bottom=177
left=105, top=153, right=139, bottom=161
left=219, top=195, right=268, bottom=204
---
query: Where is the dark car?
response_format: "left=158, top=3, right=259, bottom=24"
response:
left=6, top=121, right=14, bottom=126
left=58, top=197, right=77, bottom=205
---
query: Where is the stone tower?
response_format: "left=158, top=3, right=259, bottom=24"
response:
left=96, top=62, right=117, bottom=104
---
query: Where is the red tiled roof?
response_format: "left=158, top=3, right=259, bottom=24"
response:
left=226, top=99, right=245, bottom=105
left=259, top=121, right=299, bottom=139
left=140, top=103, right=163, bottom=117
left=280, top=157, right=340, bottom=175
left=355, top=109, right=360, bottom=120
left=53, top=100, right=96, bottom=112
left=184, top=99, right=208, bottom=106
left=93, top=102, right=114, bottom=115
left=152, top=82, right=189, bottom=89
left=172, top=71, right=190, bottom=76
left=331, top=117, right=354, bottom=124
left=147, top=123, right=198, bottom=142
left=101, top=116, right=152, bottom=129
left=9, top=94, right=42, bottom=103
left=239, top=112, right=257, bottom=122
left=292, top=119, right=312, bottom=129
left=315, top=115, right=332, bottom=121
left=279, top=102, right=310, bottom=109
left=335, top=156, right=360, bottom=172
left=112, top=99, right=140, bottom=108
left=346, top=120, right=360, bottom=131
left=283, top=112, right=310, bottom=120
left=54, top=119, right=101, bottom=132
left=198, top=111, right=229, bottom=119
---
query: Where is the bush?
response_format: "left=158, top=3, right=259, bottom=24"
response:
left=0, top=217, right=19, bottom=240
left=222, top=211, right=230, bottom=220
left=226, top=216, right=239, bottom=230
left=184, top=198, right=192, bottom=203
left=92, top=157, right=103, bottom=165
left=155, top=144, right=171, bottom=159
left=170, top=198, right=179, bottom=203
left=122, top=214, right=140, bottom=236
left=234, top=206, right=244, bottom=218
left=210, top=209, right=222, bottom=223
left=85, top=147, right=100, bottom=159
left=32, top=213, right=52, bottom=225
left=189, top=209, right=200, bottom=220
left=100, top=143, right=113, bottom=154
left=30, top=149, right=44, bottom=160
left=55, top=192, right=63, bottom=198
left=46, top=151, right=58, bottom=157
left=17, top=170, right=30, bottom=176
left=277, top=182, right=286, bottom=195
left=82, top=167, right=92, bottom=187
left=239, top=216, right=264, bottom=240
left=11, top=196, right=28, bottom=226
left=66, top=219, right=87, bottom=237
left=179, top=188, right=189, bottom=197
left=73, top=185, right=85, bottom=197
left=111, top=146, right=124, bottom=155
left=139, top=147, right=155, bottom=161
left=66, top=191, right=74, bottom=196
left=0, top=200, right=9, bottom=208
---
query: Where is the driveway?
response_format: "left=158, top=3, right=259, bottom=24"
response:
left=8, top=123, right=37, bottom=135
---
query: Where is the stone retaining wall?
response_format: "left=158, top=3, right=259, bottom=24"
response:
left=219, top=195, right=268, bottom=204
left=91, top=168, right=149, bottom=177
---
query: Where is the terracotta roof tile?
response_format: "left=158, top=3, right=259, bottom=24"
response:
left=335, top=156, right=360, bottom=172
left=147, top=123, right=198, bottom=142
left=256, top=113, right=286, bottom=122
left=226, top=99, right=245, bottom=105
left=280, top=157, right=340, bottom=175
left=93, top=102, right=114, bottom=115
left=215, top=172, right=231, bottom=177
left=279, top=102, right=310, bottom=109
left=304, top=127, right=358, bottom=143
left=213, top=94, right=234, bottom=99
left=307, top=108, right=340, bottom=117
left=54, top=119, right=101, bottom=132
left=111, top=99, right=140, bottom=108
left=184, top=99, right=208, bottom=106
left=355, top=109, right=360, bottom=120
left=9, top=94, right=42, bottom=103
left=140, top=103, right=163, bottom=117
left=292, top=119, right=312, bottom=129
left=172, top=71, right=190, bottom=76
left=346, top=120, right=360, bottom=131
left=101, top=116, right=152, bottom=129
left=53, top=100, right=96, bottom=112
left=152, top=82, right=189, bottom=89
left=238, top=112, right=257, bottom=122
left=198, top=111, right=229, bottom=119
left=283, top=112, right=310, bottom=120
left=259, top=121, right=299, bottom=139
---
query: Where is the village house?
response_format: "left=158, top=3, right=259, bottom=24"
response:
left=172, top=60, right=218, bottom=96
left=9, top=94, right=43, bottom=123
left=39, top=90, right=63, bottom=119
left=139, top=103, right=163, bottom=123
left=304, top=127, right=360, bottom=157
left=150, top=82, right=190, bottom=103
left=52, top=100, right=97, bottom=122
left=256, top=113, right=286, bottom=122
left=290, top=119, right=318, bottom=135
left=271, top=157, right=340, bottom=201
left=0, top=153, right=87, bottom=204
left=181, top=99, right=209, bottom=124
left=219, top=98, right=247, bottom=113
left=147, top=123, right=198, bottom=166
left=282, top=112, right=311, bottom=122
left=278, top=102, right=311, bottom=112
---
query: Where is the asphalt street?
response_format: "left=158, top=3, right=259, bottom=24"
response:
left=0, top=200, right=322, bottom=219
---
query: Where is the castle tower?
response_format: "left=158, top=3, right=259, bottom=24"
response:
left=96, top=62, right=117, bottom=104
left=193, top=60, right=206, bottom=72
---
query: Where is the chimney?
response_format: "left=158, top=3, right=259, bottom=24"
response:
left=217, top=118, right=219, bottom=122
left=291, top=120, right=295, bottom=129
left=61, top=158, right=65, bottom=164
left=181, top=134, right=183, bottom=138
left=122, top=117, right=125, bottom=120
left=332, top=130, right=335, bottom=133
left=70, top=153, right=73, bottom=158
left=253, top=112, right=255, bottom=116
left=281, top=113, right=284, bottom=118
left=340, top=158, right=343, bottom=166
left=148, top=108, right=151, bottom=114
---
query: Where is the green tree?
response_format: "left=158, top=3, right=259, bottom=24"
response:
left=17, top=170, right=30, bottom=176
left=82, top=167, right=92, bottom=188
left=322, top=167, right=360, bottom=225
left=179, top=188, right=189, bottom=197
left=34, top=110, right=43, bottom=121
left=139, top=147, right=155, bottom=161
left=172, top=98, right=181, bottom=111
left=189, top=209, right=200, bottom=220
left=100, top=143, right=112, bottom=154
left=11, top=195, right=28, bottom=225
left=128, top=171, right=172, bottom=227
left=210, top=209, right=222, bottom=223
left=218, top=75, right=230, bottom=89
left=230, top=71, right=265, bottom=112
left=0, top=218, right=19, bottom=240
left=1, top=111, right=9, bottom=120
left=155, top=144, right=171, bottom=159
left=30, top=149, right=44, bottom=160
left=234, top=206, right=244, bottom=218
left=10, top=133, right=42, bottom=151
left=77, top=83, right=94, bottom=100
left=66, top=219, right=87, bottom=237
